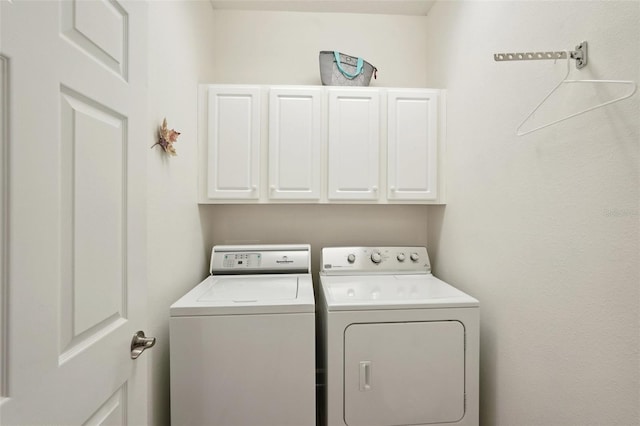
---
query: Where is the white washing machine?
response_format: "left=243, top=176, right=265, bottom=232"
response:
left=170, top=244, right=315, bottom=426
left=319, top=247, right=479, bottom=426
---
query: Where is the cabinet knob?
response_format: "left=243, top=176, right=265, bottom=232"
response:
left=372, top=186, right=378, bottom=192
left=390, top=186, right=396, bottom=192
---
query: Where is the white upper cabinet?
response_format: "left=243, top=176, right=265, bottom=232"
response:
left=387, top=89, right=439, bottom=201
left=327, top=89, right=380, bottom=200
left=206, top=86, right=261, bottom=199
left=199, top=85, right=445, bottom=204
left=269, top=87, right=322, bottom=200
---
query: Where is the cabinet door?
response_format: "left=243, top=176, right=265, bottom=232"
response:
left=207, top=86, right=260, bottom=199
left=269, top=88, right=322, bottom=200
left=387, top=90, right=438, bottom=201
left=328, top=89, right=380, bottom=200
left=344, top=321, right=465, bottom=426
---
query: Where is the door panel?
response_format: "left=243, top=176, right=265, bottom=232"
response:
left=60, top=88, right=127, bottom=350
left=83, top=384, right=127, bottom=426
left=0, top=53, right=7, bottom=400
left=387, top=90, right=438, bottom=201
left=344, top=321, right=465, bottom=426
left=60, top=0, right=128, bottom=78
left=207, top=86, right=261, bottom=199
left=328, top=89, right=380, bottom=200
left=269, top=87, right=322, bottom=200
left=0, top=1, right=148, bottom=423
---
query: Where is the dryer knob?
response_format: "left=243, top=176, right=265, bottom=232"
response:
left=371, top=252, right=382, bottom=264
left=397, top=253, right=406, bottom=262
left=347, top=254, right=356, bottom=264
left=410, top=252, right=419, bottom=262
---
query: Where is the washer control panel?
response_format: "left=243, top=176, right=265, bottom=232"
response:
left=222, top=252, right=262, bottom=268
left=321, top=247, right=431, bottom=275
left=210, top=244, right=311, bottom=275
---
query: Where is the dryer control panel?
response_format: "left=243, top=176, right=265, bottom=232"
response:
left=321, top=246, right=431, bottom=275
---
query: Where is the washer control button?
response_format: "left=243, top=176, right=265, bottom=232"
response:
left=410, top=252, right=420, bottom=262
left=371, top=251, right=382, bottom=264
left=397, top=253, right=406, bottom=262
left=347, top=254, right=356, bottom=264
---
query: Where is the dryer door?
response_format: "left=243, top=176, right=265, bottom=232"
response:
left=344, top=321, right=465, bottom=426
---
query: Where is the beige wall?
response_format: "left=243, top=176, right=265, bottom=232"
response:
left=147, top=1, right=216, bottom=424
left=148, top=3, right=639, bottom=426
left=210, top=9, right=429, bottom=86
left=424, top=2, right=639, bottom=425
left=203, top=204, right=429, bottom=280
left=147, top=7, right=432, bottom=425
left=203, top=9, right=434, bottom=278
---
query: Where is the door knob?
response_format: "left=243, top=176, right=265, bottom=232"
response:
left=131, top=330, right=156, bottom=359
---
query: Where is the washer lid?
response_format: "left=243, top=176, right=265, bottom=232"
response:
left=198, top=276, right=298, bottom=302
left=170, top=274, right=315, bottom=316
left=320, top=274, right=479, bottom=311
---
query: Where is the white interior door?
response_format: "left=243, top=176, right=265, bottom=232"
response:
left=0, top=1, right=149, bottom=424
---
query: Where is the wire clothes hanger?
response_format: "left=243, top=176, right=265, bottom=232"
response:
left=516, top=54, right=637, bottom=136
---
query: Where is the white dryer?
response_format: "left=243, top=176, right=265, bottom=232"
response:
left=170, top=244, right=315, bottom=426
left=319, top=247, right=479, bottom=426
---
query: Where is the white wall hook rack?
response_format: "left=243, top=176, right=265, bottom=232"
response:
left=494, top=41, right=588, bottom=69
left=493, top=40, right=638, bottom=136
